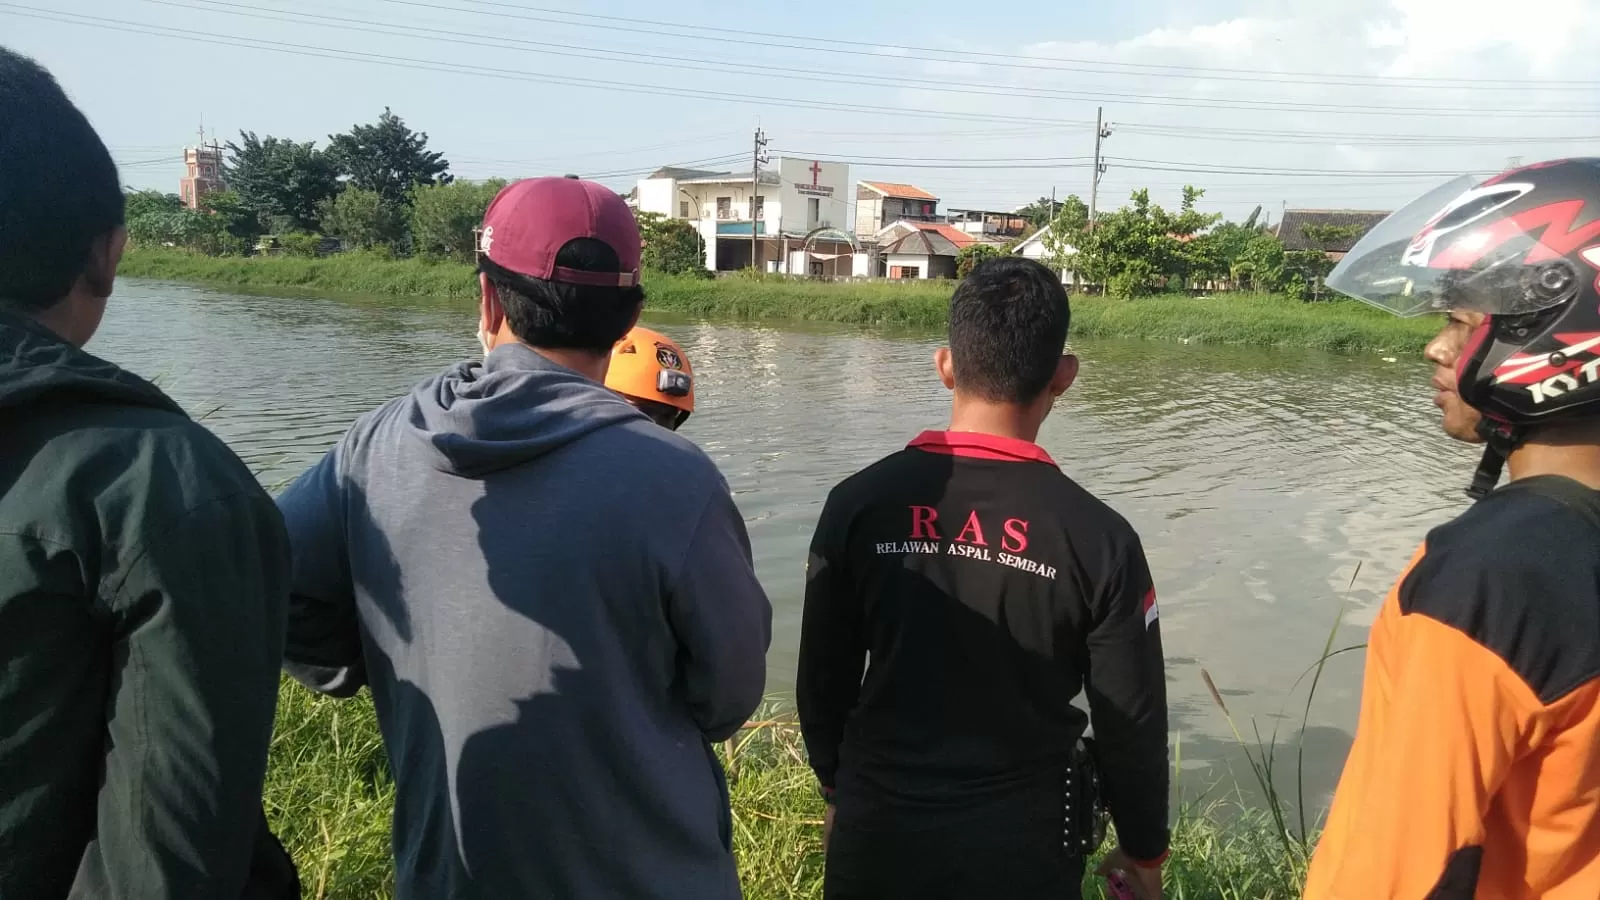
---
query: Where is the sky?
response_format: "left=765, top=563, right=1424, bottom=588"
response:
left=6, top=0, right=1600, bottom=224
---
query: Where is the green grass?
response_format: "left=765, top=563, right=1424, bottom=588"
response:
left=265, top=680, right=1310, bottom=900
left=120, top=248, right=1439, bottom=354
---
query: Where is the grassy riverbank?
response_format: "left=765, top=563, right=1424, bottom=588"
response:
left=264, top=678, right=1310, bottom=900
left=121, top=248, right=1437, bottom=354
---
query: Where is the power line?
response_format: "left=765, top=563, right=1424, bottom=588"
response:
left=780, top=149, right=1480, bottom=179
left=0, top=6, right=1124, bottom=128
left=361, top=0, right=1600, bottom=90
left=1107, top=156, right=1485, bottom=178
left=1113, top=124, right=1600, bottom=148
left=134, top=0, right=1600, bottom=118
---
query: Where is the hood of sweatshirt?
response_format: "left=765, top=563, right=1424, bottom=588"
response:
left=405, top=341, right=649, bottom=478
left=0, top=309, right=184, bottom=417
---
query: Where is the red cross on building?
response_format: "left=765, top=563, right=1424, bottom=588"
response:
left=810, top=160, right=823, bottom=185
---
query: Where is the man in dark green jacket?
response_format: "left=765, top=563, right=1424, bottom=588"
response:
left=0, top=47, right=298, bottom=898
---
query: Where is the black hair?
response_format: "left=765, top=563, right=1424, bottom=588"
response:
left=947, top=256, right=1070, bottom=403
left=0, top=47, right=124, bottom=311
left=479, top=238, right=644, bottom=353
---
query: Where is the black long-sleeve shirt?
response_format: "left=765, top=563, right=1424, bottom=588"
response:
left=797, top=430, right=1169, bottom=861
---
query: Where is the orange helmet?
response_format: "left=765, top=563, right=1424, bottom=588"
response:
left=607, top=327, right=694, bottom=429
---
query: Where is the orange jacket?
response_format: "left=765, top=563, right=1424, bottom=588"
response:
left=1305, top=476, right=1600, bottom=900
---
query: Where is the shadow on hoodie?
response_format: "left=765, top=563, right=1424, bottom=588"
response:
left=279, top=342, right=772, bottom=900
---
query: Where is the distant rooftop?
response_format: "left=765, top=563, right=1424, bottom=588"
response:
left=1275, top=209, right=1391, bottom=252
left=860, top=181, right=939, bottom=201
left=647, top=166, right=730, bottom=181
left=884, top=229, right=963, bottom=257
left=881, top=221, right=980, bottom=255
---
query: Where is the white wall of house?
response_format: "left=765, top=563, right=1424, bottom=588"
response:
left=885, top=252, right=934, bottom=279
left=852, top=252, right=872, bottom=278
left=1012, top=228, right=1077, bottom=284
left=854, top=194, right=884, bottom=237
left=635, top=178, right=676, bottom=219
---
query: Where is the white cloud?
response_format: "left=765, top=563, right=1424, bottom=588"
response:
left=836, top=0, right=1600, bottom=220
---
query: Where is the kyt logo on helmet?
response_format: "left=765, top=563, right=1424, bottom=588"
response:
left=1327, top=158, right=1600, bottom=498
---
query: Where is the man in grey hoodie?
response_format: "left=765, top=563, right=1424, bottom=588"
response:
left=276, top=177, right=772, bottom=899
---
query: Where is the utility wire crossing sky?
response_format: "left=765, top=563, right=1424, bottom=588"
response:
left=6, top=0, right=1597, bottom=220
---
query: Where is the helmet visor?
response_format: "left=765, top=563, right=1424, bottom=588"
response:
left=1327, top=174, right=1585, bottom=319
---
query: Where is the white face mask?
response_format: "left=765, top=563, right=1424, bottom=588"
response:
left=477, top=318, right=492, bottom=358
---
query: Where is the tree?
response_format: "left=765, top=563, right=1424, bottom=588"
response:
left=124, top=190, right=258, bottom=255
left=410, top=179, right=506, bottom=262
left=327, top=108, right=451, bottom=207
left=319, top=187, right=406, bottom=250
left=225, top=132, right=341, bottom=233
left=1063, top=187, right=1220, bottom=298
left=1017, top=197, right=1056, bottom=230
left=124, top=191, right=190, bottom=248
left=125, top=190, right=185, bottom=225
left=1040, top=196, right=1091, bottom=277
left=956, top=243, right=1003, bottom=279
left=1232, top=229, right=1287, bottom=292
left=1018, top=194, right=1088, bottom=232
left=1051, top=195, right=1090, bottom=235
left=1299, top=223, right=1364, bottom=252
left=199, top=190, right=263, bottom=251
left=636, top=211, right=707, bottom=276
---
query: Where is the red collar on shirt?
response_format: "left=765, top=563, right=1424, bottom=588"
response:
left=906, top=430, right=1057, bottom=466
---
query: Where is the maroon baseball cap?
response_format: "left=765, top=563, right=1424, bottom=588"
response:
left=478, top=177, right=642, bottom=288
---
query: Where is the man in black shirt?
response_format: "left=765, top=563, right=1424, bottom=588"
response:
left=798, top=257, right=1169, bottom=900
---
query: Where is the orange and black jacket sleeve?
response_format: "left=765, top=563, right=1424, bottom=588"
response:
left=1307, top=483, right=1600, bottom=900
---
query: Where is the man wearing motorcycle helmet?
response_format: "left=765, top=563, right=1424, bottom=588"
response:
left=607, top=326, right=694, bottom=430
left=1305, top=159, right=1600, bottom=899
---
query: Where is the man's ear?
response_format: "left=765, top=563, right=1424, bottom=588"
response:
left=479, top=273, right=505, bottom=336
left=1049, top=354, right=1079, bottom=398
left=82, top=227, right=127, bottom=299
left=934, top=347, right=956, bottom=390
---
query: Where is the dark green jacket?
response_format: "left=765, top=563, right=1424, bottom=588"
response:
left=0, top=310, right=295, bottom=898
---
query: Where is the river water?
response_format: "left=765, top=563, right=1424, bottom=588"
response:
left=98, top=278, right=1478, bottom=812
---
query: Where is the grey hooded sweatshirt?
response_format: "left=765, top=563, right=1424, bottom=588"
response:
left=277, top=342, right=772, bottom=900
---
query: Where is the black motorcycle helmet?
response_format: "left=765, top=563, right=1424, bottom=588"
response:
left=1329, top=158, right=1600, bottom=498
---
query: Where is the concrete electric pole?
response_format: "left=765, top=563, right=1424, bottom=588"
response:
left=1087, top=107, right=1113, bottom=232
left=751, top=126, right=769, bottom=273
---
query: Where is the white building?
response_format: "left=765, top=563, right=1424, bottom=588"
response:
left=855, top=181, right=940, bottom=236
left=873, top=221, right=1002, bottom=280
left=1011, top=225, right=1077, bottom=285
left=634, top=157, right=856, bottom=275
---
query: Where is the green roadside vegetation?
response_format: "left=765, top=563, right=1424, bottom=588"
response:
left=121, top=248, right=1438, bottom=354
left=265, top=678, right=1310, bottom=900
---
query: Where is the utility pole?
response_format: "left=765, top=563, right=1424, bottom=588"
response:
left=1050, top=185, right=1057, bottom=221
left=1087, top=107, right=1112, bottom=232
left=751, top=126, right=769, bottom=273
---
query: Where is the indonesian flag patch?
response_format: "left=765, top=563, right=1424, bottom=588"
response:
left=1143, top=587, right=1159, bottom=630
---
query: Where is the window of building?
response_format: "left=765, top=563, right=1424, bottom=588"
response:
left=751, top=196, right=764, bottom=221
left=680, top=200, right=689, bottom=218
left=807, top=197, right=820, bottom=226
left=717, top=196, right=732, bottom=219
